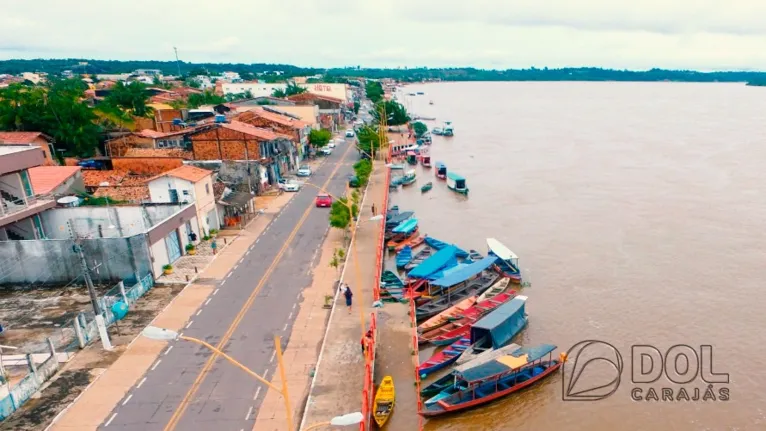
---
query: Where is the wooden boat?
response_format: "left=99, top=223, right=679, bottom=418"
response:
left=418, top=337, right=471, bottom=378
left=401, top=170, right=417, bottom=186
left=420, top=346, right=562, bottom=417
left=429, top=100, right=434, bottom=105
left=421, top=156, right=432, bottom=168
left=419, top=291, right=516, bottom=346
left=373, top=376, right=395, bottom=427
left=435, top=162, right=447, bottom=179
left=432, top=127, right=443, bottom=136
left=422, top=237, right=469, bottom=258
left=421, top=182, right=433, bottom=193
left=381, top=270, right=404, bottom=288
left=406, top=152, right=418, bottom=165
left=486, top=238, right=521, bottom=283
left=396, top=246, right=413, bottom=269
left=385, top=211, right=413, bottom=230
left=389, top=163, right=405, bottom=170
left=391, top=218, right=418, bottom=235
left=442, top=121, right=454, bottom=137
left=476, top=277, right=510, bottom=302
left=388, top=230, right=419, bottom=252
left=455, top=342, right=522, bottom=368
left=417, top=296, right=477, bottom=334
left=408, top=245, right=460, bottom=280
left=447, top=172, right=469, bottom=195
left=405, top=247, right=434, bottom=270
left=455, top=295, right=528, bottom=366
left=416, top=258, right=500, bottom=320
left=395, top=235, right=425, bottom=253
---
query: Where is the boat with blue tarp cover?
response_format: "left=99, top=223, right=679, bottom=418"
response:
left=458, top=296, right=528, bottom=365
left=396, top=246, right=413, bottom=269
left=423, top=237, right=469, bottom=258
left=421, top=344, right=558, bottom=409
left=405, top=247, right=435, bottom=270
left=486, top=238, right=521, bottom=283
left=386, top=211, right=414, bottom=229
left=416, top=257, right=500, bottom=320
left=392, top=218, right=418, bottom=234
left=408, top=246, right=459, bottom=279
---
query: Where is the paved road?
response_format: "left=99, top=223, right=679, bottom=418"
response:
left=100, top=139, right=357, bottom=431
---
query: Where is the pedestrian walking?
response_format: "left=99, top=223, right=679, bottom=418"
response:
left=361, top=328, right=373, bottom=355
left=371, top=203, right=377, bottom=216
left=344, top=285, right=353, bottom=313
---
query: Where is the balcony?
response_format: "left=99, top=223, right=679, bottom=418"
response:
left=0, top=193, right=56, bottom=229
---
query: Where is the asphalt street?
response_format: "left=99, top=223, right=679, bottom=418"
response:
left=99, top=138, right=358, bottom=431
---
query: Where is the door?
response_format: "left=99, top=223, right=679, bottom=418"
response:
left=169, top=189, right=179, bottom=203
left=164, top=231, right=182, bottom=263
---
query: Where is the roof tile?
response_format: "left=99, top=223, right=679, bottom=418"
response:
left=27, top=166, right=81, bottom=195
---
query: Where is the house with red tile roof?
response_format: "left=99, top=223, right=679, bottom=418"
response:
left=0, top=132, right=57, bottom=165
left=27, top=166, right=84, bottom=195
left=0, top=146, right=56, bottom=240
left=286, top=93, right=346, bottom=131
left=146, top=165, right=220, bottom=235
left=233, top=107, right=311, bottom=160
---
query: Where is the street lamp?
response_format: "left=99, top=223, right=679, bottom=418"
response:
left=141, top=326, right=294, bottom=431
left=302, top=411, right=364, bottom=430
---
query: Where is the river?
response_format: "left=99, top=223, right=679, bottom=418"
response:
left=386, top=82, right=766, bottom=430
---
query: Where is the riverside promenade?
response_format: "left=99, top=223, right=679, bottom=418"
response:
left=286, top=161, right=387, bottom=430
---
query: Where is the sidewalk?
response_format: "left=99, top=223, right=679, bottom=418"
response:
left=294, top=162, right=387, bottom=430
left=48, top=192, right=296, bottom=431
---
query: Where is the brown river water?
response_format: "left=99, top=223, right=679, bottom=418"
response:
left=384, top=82, right=766, bottom=430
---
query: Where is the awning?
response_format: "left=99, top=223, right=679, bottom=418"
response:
left=430, top=256, right=497, bottom=287
left=220, top=191, right=254, bottom=208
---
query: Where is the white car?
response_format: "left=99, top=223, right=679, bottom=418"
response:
left=345, top=129, right=355, bottom=138
left=277, top=178, right=300, bottom=191
left=327, top=142, right=336, bottom=149
left=296, top=165, right=312, bottom=177
left=320, top=147, right=333, bottom=155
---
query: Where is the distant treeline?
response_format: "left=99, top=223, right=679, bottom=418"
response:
left=3, top=59, right=766, bottom=83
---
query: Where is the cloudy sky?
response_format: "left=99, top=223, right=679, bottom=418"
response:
left=3, top=0, right=766, bottom=70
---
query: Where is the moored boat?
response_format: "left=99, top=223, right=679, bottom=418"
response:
left=442, top=121, right=454, bottom=137
left=416, top=257, right=501, bottom=320
left=455, top=295, right=529, bottom=365
left=406, top=151, right=418, bottom=165
left=432, top=127, right=443, bottom=136
left=476, top=277, right=511, bottom=302
left=405, top=247, right=435, bottom=270
left=447, top=172, right=469, bottom=195
left=435, top=162, right=447, bottom=179
left=418, top=291, right=517, bottom=345
left=401, top=170, right=417, bottom=186
left=373, top=376, right=395, bottom=427
left=389, top=163, right=405, bottom=170
left=418, top=337, right=471, bottom=378
left=408, top=245, right=460, bottom=280
left=423, top=236, right=469, bottom=258
left=486, top=238, right=521, bottom=283
left=395, top=235, right=425, bottom=252
left=396, top=246, right=413, bottom=269
left=417, top=296, right=477, bottom=334
left=420, top=345, right=562, bottom=417
left=421, top=155, right=432, bottom=168
left=421, top=182, right=433, bottom=193
left=388, top=230, right=419, bottom=252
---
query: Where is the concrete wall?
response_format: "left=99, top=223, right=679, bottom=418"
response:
left=40, top=205, right=191, bottom=240
left=148, top=214, right=198, bottom=276
left=148, top=177, right=195, bottom=204
left=267, top=106, right=320, bottom=128
left=193, top=178, right=218, bottom=233
left=185, top=160, right=263, bottom=195
left=0, top=172, right=26, bottom=203
left=222, top=83, right=286, bottom=97
left=299, top=83, right=349, bottom=102
left=0, top=234, right=151, bottom=286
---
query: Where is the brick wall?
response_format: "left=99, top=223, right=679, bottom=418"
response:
left=155, top=109, right=185, bottom=133
left=112, top=157, right=184, bottom=175
left=235, top=115, right=300, bottom=142
left=106, top=135, right=154, bottom=157
left=189, top=127, right=265, bottom=161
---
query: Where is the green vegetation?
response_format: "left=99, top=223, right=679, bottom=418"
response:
left=329, top=196, right=359, bottom=230
left=353, top=100, right=360, bottom=114
left=272, top=82, right=307, bottom=98
left=187, top=90, right=226, bottom=108
left=0, top=79, right=101, bottom=157
left=225, top=89, right=254, bottom=102
left=104, top=81, right=152, bottom=117
left=374, top=100, right=410, bottom=126
left=353, top=159, right=373, bottom=186
left=365, top=81, right=384, bottom=103
left=356, top=125, right=381, bottom=156
left=412, top=121, right=427, bottom=137
left=309, top=129, right=332, bottom=148
left=80, top=195, right=124, bottom=206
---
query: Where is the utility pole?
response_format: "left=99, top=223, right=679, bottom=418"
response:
left=69, top=220, right=113, bottom=351
left=174, top=47, right=182, bottom=77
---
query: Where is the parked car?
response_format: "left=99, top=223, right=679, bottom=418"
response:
left=315, top=193, right=332, bottom=207
left=278, top=179, right=301, bottom=192
left=297, top=165, right=312, bottom=177
left=348, top=175, right=360, bottom=188
left=320, top=147, right=333, bottom=155
left=345, top=129, right=355, bottom=138
left=327, top=141, right=336, bottom=149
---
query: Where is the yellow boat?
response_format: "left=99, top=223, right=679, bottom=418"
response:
left=373, top=376, right=395, bottom=427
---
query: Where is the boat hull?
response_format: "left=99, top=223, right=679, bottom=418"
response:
left=373, top=376, right=395, bottom=426
left=418, top=338, right=471, bottom=377
left=420, top=361, right=561, bottom=417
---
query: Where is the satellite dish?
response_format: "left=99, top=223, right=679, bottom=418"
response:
left=99, top=181, right=110, bottom=187
left=57, top=196, right=81, bottom=207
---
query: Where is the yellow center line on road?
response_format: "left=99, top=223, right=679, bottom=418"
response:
left=163, top=143, right=355, bottom=431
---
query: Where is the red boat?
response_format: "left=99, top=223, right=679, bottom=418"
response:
left=418, top=337, right=471, bottom=377
left=395, top=235, right=425, bottom=253
left=418, top=291, right=516, bottom=346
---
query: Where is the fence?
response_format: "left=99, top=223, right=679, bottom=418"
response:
left=359, top=312, right=377, bottom=431
left=0, top=340, right=59, bottom=421
left=409, top=293, right=424, bottom=429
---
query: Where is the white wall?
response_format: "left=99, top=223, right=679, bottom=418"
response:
left=150, top=237, right=169, bottom=277
left=222, top=83, right=286, bottom=97
left=42, top=206, right=148, bottom=239
left=148, top=177, right=195, bottom=204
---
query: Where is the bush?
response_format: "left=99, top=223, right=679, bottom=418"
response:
left=185, top=243, right=196, bottom=251
left=353, top=159, right=373, bottom=186
left=162, top=264, right=173, bottom=271
left=413, top=121, right=427, bottom=137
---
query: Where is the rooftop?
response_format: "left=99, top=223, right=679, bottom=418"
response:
left=0, top=131, right=51, bottom=144
left=27, top=166, right=82, bottom=195
left=122, top=148, right=193, bottom=159
left=219, top=121, right=286, bottom=141
left=235, top=108, right=309, bottom=129
left=92, top=186, right=150, bottom=203
left=0, top=145, right=39, bottom=156
left=149, top=165, right=213, bottom=183
left=82, top=170, right=127, bottom=188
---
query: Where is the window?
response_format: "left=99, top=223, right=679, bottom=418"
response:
left=205, top=183, right=210, bottom=195
left=183, top=190, right=190, bottom=196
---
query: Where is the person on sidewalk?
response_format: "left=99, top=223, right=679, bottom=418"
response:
left=361, top=328, right=373, bottom=355
left=344, top=285, right=353, bottom=313
left=371, top=203, right=377, bottom=216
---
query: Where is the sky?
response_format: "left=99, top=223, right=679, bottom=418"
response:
left=3, top=0, right=766, bottom=70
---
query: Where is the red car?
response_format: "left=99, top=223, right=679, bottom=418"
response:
left=315, top=193, right=332, bottom=207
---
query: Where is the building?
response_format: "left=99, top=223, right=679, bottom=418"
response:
left=146, top=165, right=220, bottom=235
left=0, top=132, right=57, bottom=165
left=233, top=107, right=311, bottom=162
left=106, top=128, right=197, bottom=157
left=21, top=72, right=46, bottom=84
left=0, top=146, right=57, bottom=240
left=299, top=83, right=350, bottom=103
left=221, top=82, right=286, bottom=97
left=28, top=166, right=84, bottom=196
left=261, top=105, right=320, bottom=129
left=287, top=93, right=345, bottom=131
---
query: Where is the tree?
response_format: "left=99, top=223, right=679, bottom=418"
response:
left=187, top=90, right=226, bottom=108
left=309, top=129, right=332, bottom=148
left=413, top=121, right=427, bottom=137
left=272, top=82, right=307, bottom=98
left=353, top=101, right=360, bottom=114
left=373, top=100, right=409, bottom=126
left=105, top=81, right=153, bottom=117
left=353, top=159, right=373, bottom=186
left=356, top=125, right=381, bottom=156
left=365, top=81, right=384, bottom=104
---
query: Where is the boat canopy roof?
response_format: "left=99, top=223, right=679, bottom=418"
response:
left=386, top=211, right=414, bottom=227
left=447, top=172, right=465, bottom=181
left=408, top=245, right=459, bottom=279
left=431, top=256, right=497, bottom=287
left=426, top=262, right=468, bottom=281
left=487, top=238, right=518, bottom=261
left=470, top=296, right=528, bottom=349
left=406, top=150, right=417, bottom=155
left=424, top=237, right=469, bottom=258
left=405, top=170, right=416, bottom=176
left=457, top=343, right=556, bottom=382
left=435, top=162, right=446, bottom=168
left=392, top=218, right=418, bottom=234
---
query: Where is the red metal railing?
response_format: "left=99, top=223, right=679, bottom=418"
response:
left=360, top=312, right=377, bottom=430
left=409, top=291, right=424, bottom=429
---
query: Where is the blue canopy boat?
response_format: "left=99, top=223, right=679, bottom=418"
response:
left=392, top=218, right=418, bottom=235
left=422, top=344, right=557, bottom=407
left=385, top=211, right=414, bottom=229
left=405, top=247, right=435, bottom=270
left=396, top=246, right=413, bottom=269
left=408, top=246, right=459, bottom=279
left=380, top=270, right=406, bottom=302
left=416, top=257, right=500, bottom=320
left=418, top=337, right=471, bottom=378
left=423, top=237, right=469, bottom=258
left=456, top=295, right=529, bottom=365
left=420, top=344, right=561, bottom=417
left=447, top=172, right=469, bottom=195
left=435, top=162, right=447, bottom=180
